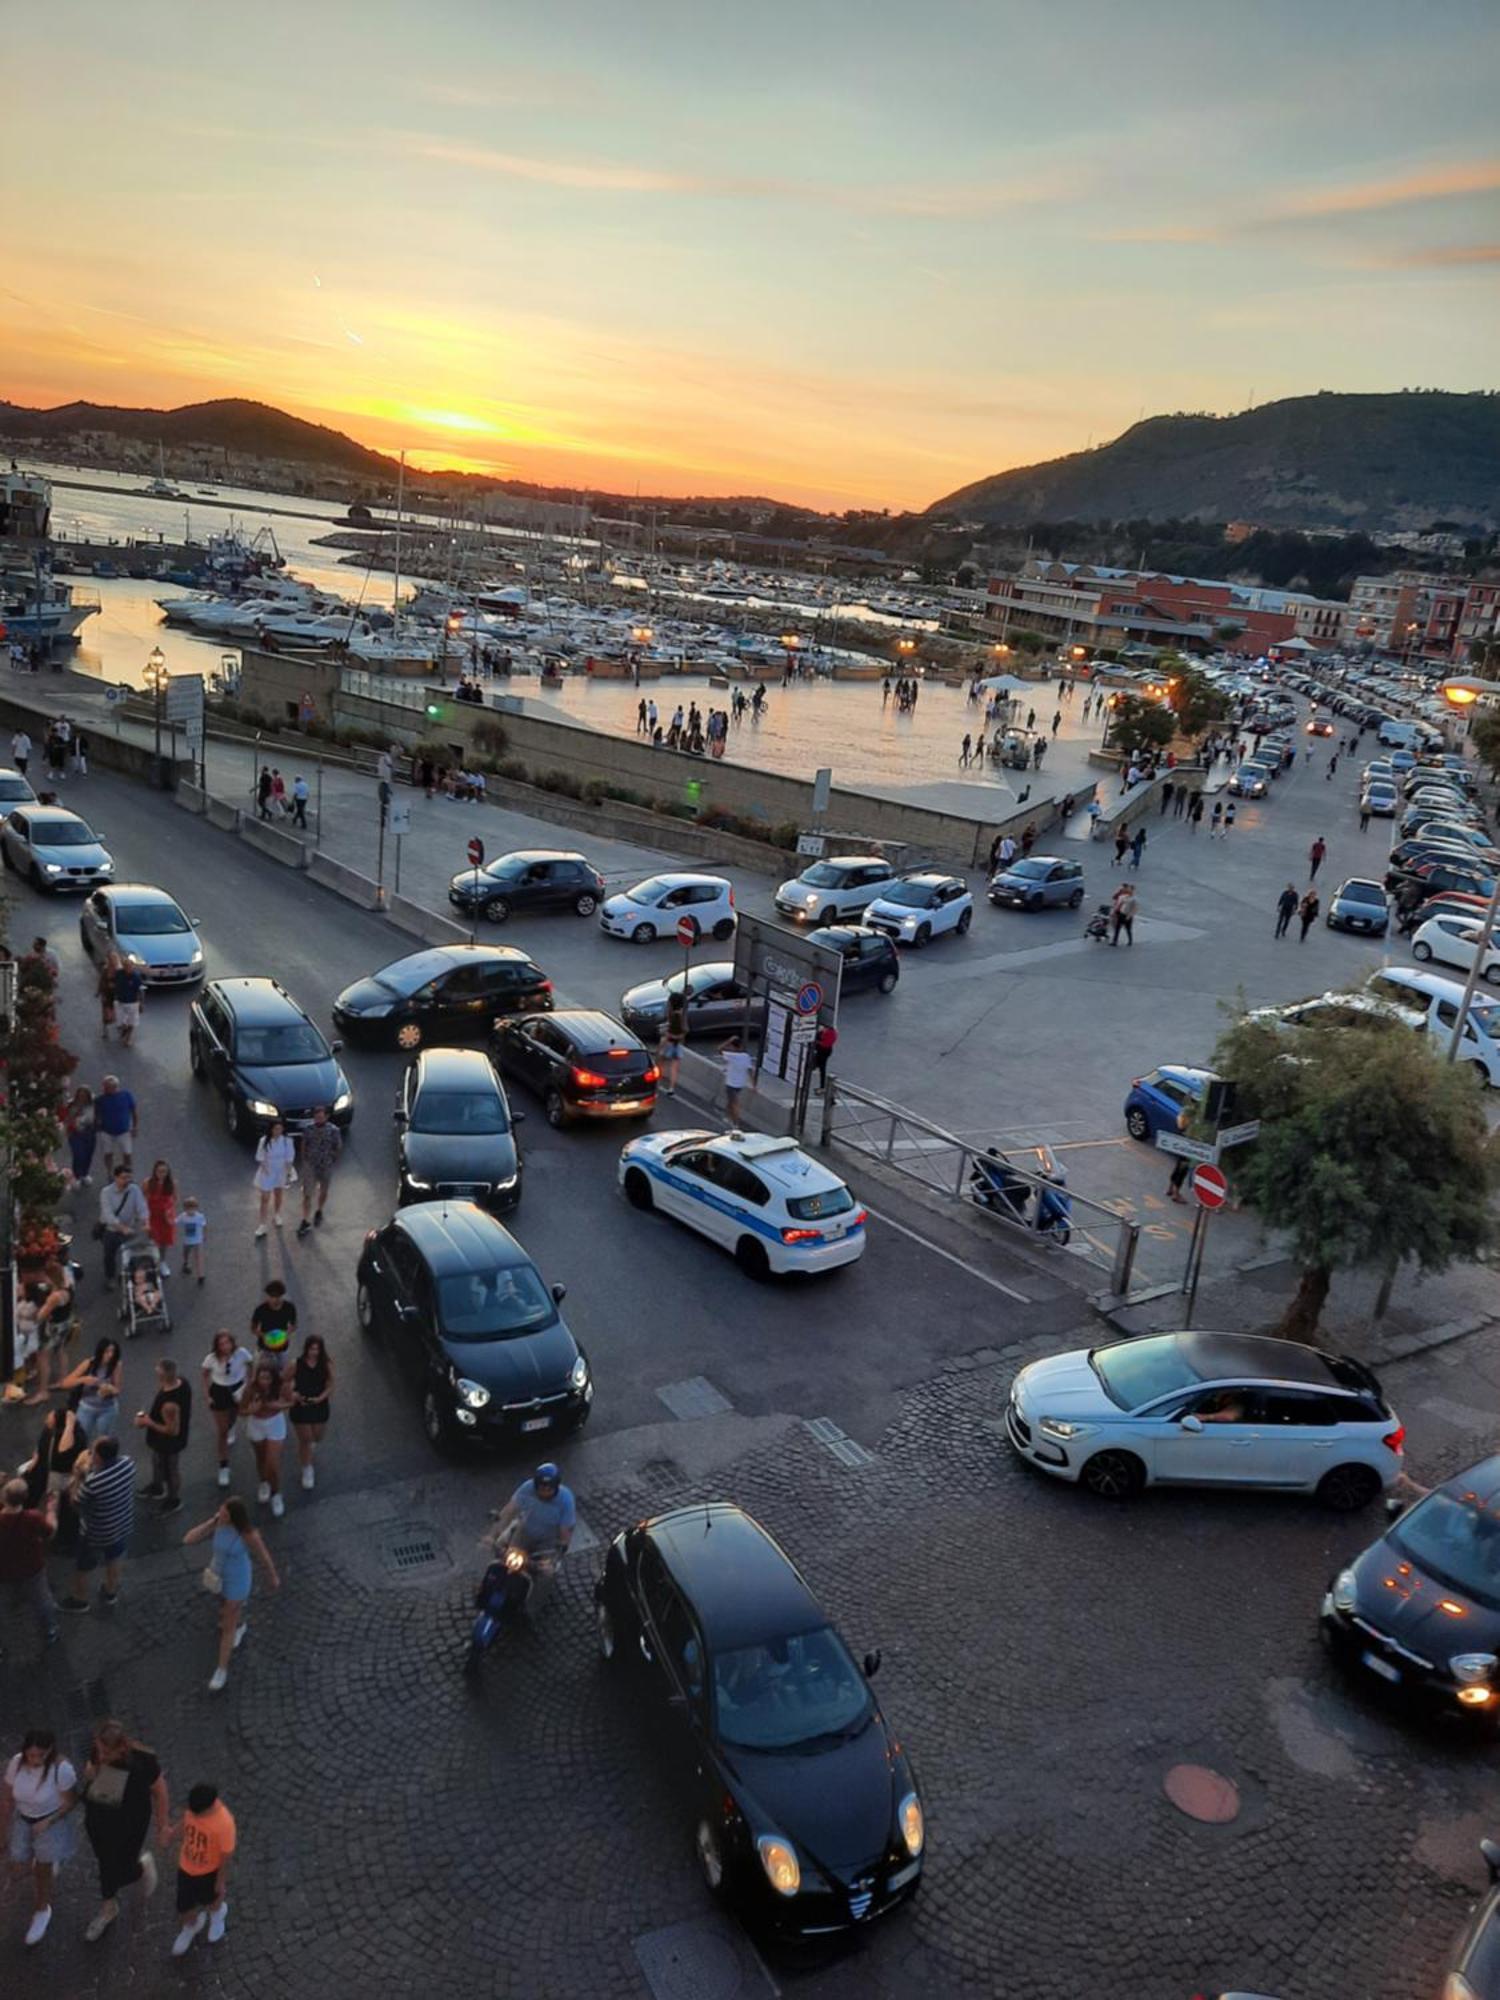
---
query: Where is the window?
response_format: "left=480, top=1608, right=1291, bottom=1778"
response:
left=712, top=1628, right=872, bottom=1750
left=717, top=1162, right=770, bottom=1206
left=1257, top=1389, right=1347, bottom=1427
left=435, top=1263, right=558, bottom=1340
left=529, top=1021, right=566, bottom=1057
left=233, top=1020, right=328, bottom=1064
left=388, top=1233, right=427, bottom=1295
left=859, top=937, right=889, bottom=960
left=439, top=966, right=489, bottom=1001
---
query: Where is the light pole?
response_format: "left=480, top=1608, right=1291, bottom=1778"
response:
left=144, top=645, right=168, bottom=764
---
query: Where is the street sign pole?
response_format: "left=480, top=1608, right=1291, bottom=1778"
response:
left=676, top=914, right=697, bottom=990
left=376, top=780, right=390, bottom=909
left=1182, top=1205, right=1206, bottom=1316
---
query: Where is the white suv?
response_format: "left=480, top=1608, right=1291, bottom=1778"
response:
left=1006, top=1331, right=1403, bottom=1510
left=775, top=855, right=895, bottom=925
left=863, top=873, right=973, bottom=946
left=597, top=873, right=736, bottom=944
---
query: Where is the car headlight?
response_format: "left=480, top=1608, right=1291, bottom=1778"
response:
left=757, top=1834, right=800, bottom=1897
left=802, top=891, right=819, bottom=906
left=1332, top=1568, right=1358, bottom=1613
left=570, top=1355, right=589, bottom=1390
left=898, top=1792, right=924, bottom=1858
left=404, top=1175, right=432, bottom=1191
left=1450, top=1652, right=1498, bottom=1686
left=332, top=1090, right=352, bottom=1114
left=495, top=1172, right=519, bottom=1190
left=455, top=1377, right=491, bottom=1410
left=247, top=1099, right=279, bottom=1119
left=43, top=862, right=62, bottom=874
left=190, top=948, right=204, bottom=965
left=1038, top=1417, right=1096, bottom=1442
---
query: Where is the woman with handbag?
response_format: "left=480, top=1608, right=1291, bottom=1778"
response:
left=252, top=1119, right=295, bottom=1239
left=183, top=1496, right=279, bottom=1693
left=78, top=1719, right=170, bottom=1942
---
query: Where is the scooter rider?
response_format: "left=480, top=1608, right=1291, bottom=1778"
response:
left=494, top=1462, right=576, bottom=1561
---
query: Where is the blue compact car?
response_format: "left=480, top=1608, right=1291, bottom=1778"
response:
left=1123, top=1065, right=1218, bottom=1142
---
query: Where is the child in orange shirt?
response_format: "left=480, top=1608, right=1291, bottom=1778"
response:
left=170, top=1783, right=235, bottom=1955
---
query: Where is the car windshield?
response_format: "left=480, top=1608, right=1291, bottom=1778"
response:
left=624, top=879, right=667, bottom=906
left=0, top=777, right=31, bottom=800
left=1339, top=883, right=1384, bottom=905
left=112, top=901, right=190, bottom=934
left=233, top=1022, right=329, bottom=1065
left=409, top=1089, right=509, bottom=1134
left=482, top=859, right=526, bottom=883
left=1092, top=1334, right=1203, bottom=1410
left=1007, top=860, right=1051, bottom=880
left=786, top=1185, right=855, bottom=1221
left=1469, top=999, right=1500, bottom=1037
left=372, top=950, right=466, bottom=997
left=712, top=1627, right=873, bottom=1750
left=1392, top=1490, right=1500, bottom=1612
left=798, top=864, right=845, bottom=888
left=32, top=820, right=96, bottom=846
left=880, top=881, right=938, bottom=908
left=436, top=1264, right=557, bottom=1340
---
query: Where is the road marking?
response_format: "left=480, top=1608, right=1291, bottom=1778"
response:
left=863, top=1202, right=1031, bottom=1301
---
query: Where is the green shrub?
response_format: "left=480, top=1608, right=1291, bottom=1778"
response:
left=497, top=758, right=530, bottom=782
left=472, top=718, right=508, bottom=753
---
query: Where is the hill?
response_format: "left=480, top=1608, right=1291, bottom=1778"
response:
left=0, top=396, right=402, bottom=477
left=930, top=391, right=1500, bottom=533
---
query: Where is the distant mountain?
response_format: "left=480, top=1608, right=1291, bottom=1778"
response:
left=930, top=391, right=1500, bottom=533
left=0, top=397, right=398, bottom=477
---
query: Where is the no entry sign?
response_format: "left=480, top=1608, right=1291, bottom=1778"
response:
left=467, top=837, right=485, bottom=867
left=1191, top=1163, right=1228, bottom=1210
left=676, top=915, right=698, bottom=945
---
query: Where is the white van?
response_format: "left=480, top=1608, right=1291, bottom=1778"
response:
left=1365, top=966, right=1500, bottom=1084
left=1377, top=719, right=1420, bottom=750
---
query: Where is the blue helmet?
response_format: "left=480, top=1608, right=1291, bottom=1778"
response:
left=532, top=1462, right=561, bottom=1494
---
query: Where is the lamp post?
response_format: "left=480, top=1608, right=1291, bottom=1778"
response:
left=144, top=644, right=168, bottom=762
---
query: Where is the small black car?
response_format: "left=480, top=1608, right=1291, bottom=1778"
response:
left=333, top=943, right=553, bottom=1050
left=356, top=1202, right=590, bottom=1453
left=448, top=848, right=606, bottom=923
left=805, top=925, right=900, bottom=996
left=1447, top=1840, right=1500, bottom=1999
left=190, top=977, right=352, bottom=1141
left=595, top=1503, right=924, bottom=1938
left=494, top=1009, right=657, bottom=1126
left=395, top=1046, right=522, bottom=1211
left=1321, top=1451, right=1500, bottom=1726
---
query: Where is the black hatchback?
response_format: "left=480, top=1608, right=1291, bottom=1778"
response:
left=805, top=925, right=900, bottom=997
left=448, top=848, right=606, bottom=924
left=494, top=1009, right=658, bottom=1126
left=190, top=977, right=353, bottom=1141
left=356, top=1202, right=590, bottom=1453
left=595, top=1504, right=924, bottom=1938
left=396, top=1046, right=522, bottom=1211
left=333, top=943, right=553, bottom=1050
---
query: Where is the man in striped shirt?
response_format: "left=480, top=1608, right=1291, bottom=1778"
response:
left=60, top=1435, right=136, bottom=1611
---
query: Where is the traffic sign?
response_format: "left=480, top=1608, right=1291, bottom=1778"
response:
left=794, top=981, right=823, bottom=1016
left=676, top=916, right=697, bottom=946
left=1218, top=1119, right=1262, bottom=1150
left=389, top=804, right=412, bottom=838
left=1191, top=1163, right=1229, bottom=1210
left=467, top=837, right=485, bottom=867
left=1156, top=1131, right=1219, bottom=1164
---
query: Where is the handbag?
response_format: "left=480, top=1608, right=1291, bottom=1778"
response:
left=201, top=1564, right=223, bottom=1595
left=86, top=1761, right=131, bottom=1807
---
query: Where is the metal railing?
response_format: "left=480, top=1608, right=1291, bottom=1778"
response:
left=818, top=1077, right=1141, bottom=1295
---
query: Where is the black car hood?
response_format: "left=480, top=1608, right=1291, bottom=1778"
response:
left=402, top=1130, right=518, bottom=1185
left=335, top=977, right=398, bottom=1015
left=234, top=1059, right=347, bottom=1114
left=1351, top=1541, right=1500, bottom=1657
left=723, top=1717, right=899, bottom=1876
left=439, top=1314, right=577, bottom=1401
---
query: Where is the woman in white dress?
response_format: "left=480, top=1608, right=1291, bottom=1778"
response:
left=252, top=1119, right=296, bottom=1239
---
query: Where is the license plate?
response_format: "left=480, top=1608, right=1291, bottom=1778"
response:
left=521, top=1415, right=552, bottom=1433
left=1362, top=1649, right=1400, bottom=1683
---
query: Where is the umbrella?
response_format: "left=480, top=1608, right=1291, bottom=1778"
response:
left=976, top=674, right=1036, bottom=696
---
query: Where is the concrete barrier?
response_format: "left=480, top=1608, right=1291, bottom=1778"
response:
left=238, top=816, right=310, bottom=871
left=384, top=895, right=473, bottom=949
left=206, top=798, right=240, bottom=834
left=177, top=782, right=208, bottom=815
left=308, top=852, right=382, bottom=908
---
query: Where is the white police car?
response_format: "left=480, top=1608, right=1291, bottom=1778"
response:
left=618, top=1129, right=867, bottom=1278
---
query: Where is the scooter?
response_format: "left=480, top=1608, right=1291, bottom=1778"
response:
left=1084, top=904, right=1111, bottom=941
left=969, top=1149, right=1073, bottom=1246
left=464, top=1527, right=558, bottom=1674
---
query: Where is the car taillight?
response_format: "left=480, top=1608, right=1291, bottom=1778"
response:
left=851, top=1208, right=868, bottom=1226
left=571, top=1068, right=608, bottom=1088
left=781, top=1227, right=822, bottom=1244
left=1383, top=1426, right=1406, bottom=1455
left=537, top=979, right=553, bottom=993
left=642, top=1065, right=660, bottom=1084
left=729, top=887, right=735, bottom=906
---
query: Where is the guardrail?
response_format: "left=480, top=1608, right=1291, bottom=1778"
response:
left=817, top=1077, right=1141, bottom=1295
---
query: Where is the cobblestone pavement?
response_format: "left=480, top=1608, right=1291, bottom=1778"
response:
left=4, top=1325, right=1495, bottom=2000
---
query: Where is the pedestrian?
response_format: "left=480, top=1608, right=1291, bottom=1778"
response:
left=252, top=1118, right=295, bottom=1238
left=143, top=1158, right=176, bottom=1276
left=201, top=1331, right=254, bottom=1489
left=11, top=727, right=31, bottom=775
left=1087, top=798, right=1102, bottom=839
left=97, top=949, right=120, bottom=1038
left=135, top=1358, right=191, bottom=1515
left=1051, top=710, right=1061, bottom=736
left=1210, top=801, right=1223, bottom=839
left=241, top=1362, right=292, bottom=1517
left=1326, top=755, right=1338, bottom=781
left=1020, top=819, right=1038, bottom=858
left=1026, top=707, right=1036, bottom=731
left=1224, top=802, right=1236, bottom=835
left=1189, top=795, right=1205, bottom=831
left=30, top=935, right=59, bottom=980
left=287, top=1334, right=334, bottom=1492
left=1298, top=888, right=1321, bottom=939
left=0, top=1478, right=59, bottom=1650
left=96, top=1074, right=137, bottom=1175
left=1167, top=1156, right=1190, bottom=1204
left=180, top=1195, right=207, bottom=1283
left=21, top=1263, right=73, bottom=1406
left=1113, top=826, right=1129, bottom=868
left=186, top=1495, right=281, bottom=1691
left=1174, top=786, right=1189, bottom=819
left=18, top=1403, right=85, bottom=1507
left=63, top=1084, right=96, bottom=1187
left=1130, top=825, right=1147, bottom=868
left=376, top=746, right=394, bottom=785
left=1109, top=883, right=1138, bottom=947
left=996, top=832, right=1018, bottom=873
left=295, top=1105, right=342, bottom=1236
left=255, top=766, right=273, bottom=820
left=1309, top=836, right=1326, bottom=879
left=168, top=1781, right=237, bottom=1952
left=1359, top=801, right=1371, bottom=833
left=720, top=1035, right=754, bottom=1130
left=959, top=733, right=971, bottom=767
left=250, top=1278, right=296, bottom=1359
left=636, top=698, right=647, bottom=735
left=269, top=769, right=286, bottom=816
left=60, top=1338, right=124, bottom=1442
left=1160, top=780, right=1173, bottom=816
left=60, top=1433, right=135, bottom=1612
left=812, top=1019, right=838, bottom=1090
left=656, top=994, right=685, bottom=1097
left=1274, top=883, right=1298, bottom=939
left=98, top=1164, right=148, bottom=1285
left=1, top=1727, right=78, bottom=1946
left=291, top=774, right=309, bottom=828
left=78, top=1718, right=169, bottom=1942
left=111, top=957, right=144, bottom=1047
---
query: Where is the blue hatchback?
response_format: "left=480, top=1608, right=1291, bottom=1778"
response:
left=1123, top=1065, right=1218, bottom=1142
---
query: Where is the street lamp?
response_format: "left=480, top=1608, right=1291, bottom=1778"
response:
left=144, top=645, right=168, bottom=761
left=631, top=624, right=654, bottom=647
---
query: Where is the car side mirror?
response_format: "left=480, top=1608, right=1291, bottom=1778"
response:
left=512, top=1111, right=526, bottom=1124
left=392, top=1109, right=407, bottom=1124
left=330, top=1039, right=343, bottom=1054
left=1180, top=1414, right=1204, bottom=1433
left=551, top=1282, right=567, bottom=1303
left=399, top=1303, right=420, bottom=1323
left=863, top=1649, right=881, bottom=1679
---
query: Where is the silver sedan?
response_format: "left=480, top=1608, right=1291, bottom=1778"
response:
left=79, top=883, right=204, bottom=985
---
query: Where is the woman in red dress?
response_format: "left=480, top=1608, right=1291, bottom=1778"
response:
left=143, top=1159, right=177, bottom=1278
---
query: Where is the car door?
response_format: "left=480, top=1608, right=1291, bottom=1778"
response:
left=6, top=810, right=31, bottom=869
left=664, top=1147, right=733, bottom=1244
left=197, top=992, right=234, bottom=1099
left=82, top=890, right=110, bottom=958
left=1254, top=1388, right=1350, bottom=1488
left=1145, top=1071, right=1194, bottom=1133
left=520, top=860, right=559, bottom=912
left=430, top=964, right=491, bottom=1037
left=938, top=881, right=967, bottom=933
left=633, top=1547, right=713, bottom=1785
left=499, top=1017, right=547, bottom=1093
left=1145, top=1386, right=1271, bottom=1486
left=695, top=977, right=749, bottom=1034
left=840, top=937, right=869, bottom=993
left=385, top=1233, right=433, bottom=1385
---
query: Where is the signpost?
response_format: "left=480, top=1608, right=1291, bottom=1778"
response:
left=1155, top=1131, right=1219, bottom=1164
left=1191, top=1162, right=1228, bottom=1209
left=166, top=672, right=205, bottom=782
left=375, top=780, right=392, bottom=909
left=1182, top=1162, right=1229, bottom=1321
left=1218, top=1119, right=1261, bottom=1151
left=675, top=912, right=698, bottom=994
left=731, top=915, right=845, bottom=1131
left=390, top=802, right=411, bottom=894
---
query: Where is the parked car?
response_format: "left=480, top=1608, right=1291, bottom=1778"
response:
left=1359, top=781, right=1398, bottom=817
left=190, top=976, right=353, bottom=1140
left=447, top=848, right=605, bottom=923
left=619, top=962, right=762, bottom=1041
left=1366, top=966, right=1500, bottom=1083
left=79, top=883, right=204, bottom=984
left=1325, top=878, right=1390, bottom=937
left=1321, top=1453, right=1500, bottom=1724
left=1412, top=914, right=1500, bottom=982
left=1123, top=1065, right=1217, bottom=1142
left=594, top=1503, right=924, bottom=1937
left=356, top=1201, right=590, bottom=1452
left=0, top=766, right=37, bottom=821
left=598, top=873, right=737, bottom=943
left=1387, top=856, right=1495, bottom=903
left=395, top=1046, right=521, bottom=1211
left=332, top=943, right=553, bottom=1049
left=1244, top=990, right=1422, bottom=1036
left=804, top=925, right=901, bottom=997
left=494, top=1009, right=658, bottom=1126
left=1007, top=1330, right=1403, bottom=1508
left=988, top=856, right=1086, bottom=911
left=862, top=873, right=973, bottom=946
left=1444, top=1840, right=1500, bottom=1994
left=0, top=805, right=113, bottom=892
left=774, top=856, right=896, bottom=926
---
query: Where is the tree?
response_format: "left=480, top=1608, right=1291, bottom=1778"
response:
left=1010, top=629, right=1047, bottom=656
left=1211, top=1014, right=1498, bottom=1342
left=1109, top=695, right=1176, bottom=760
left=1469, top=709, right=1500, bottom=779
left=1214, top=621, right=1244, bottom=642
left=1166, top=664, right=1231, bottom=742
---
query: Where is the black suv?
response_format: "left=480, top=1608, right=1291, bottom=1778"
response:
left=356, top=1202, right=591, bottom=1453
left=332, top=944, right=553, bottom=1049
left=396, top=1046, right=522, bottom=1210
left=494, top=1009, right=658, bottom=1126
left=806, top=925, right=900, bottom=996
left=190, top=977, right=353, bottom=1141
left=448, top=848, right=606, bottom=923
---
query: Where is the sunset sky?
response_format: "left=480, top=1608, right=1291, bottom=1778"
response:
left=5, top=0, right=1497, bottom=508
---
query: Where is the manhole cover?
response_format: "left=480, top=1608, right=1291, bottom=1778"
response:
left=657, top=1376, right=733, bottom=1422
left=1164, top=1762, right=1240, bottom=1824
left=374, top=1525, right=453, bottom=1580
left=803, top=1416, right=876, bottom=1468
left=633, top=1914, right=776, bottom=2000
left=389, top=1537, right=439, bottom=1571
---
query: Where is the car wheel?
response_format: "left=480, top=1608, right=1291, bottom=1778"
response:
left=712, top=917, right=735, bottom=941
left=396, top=1022, right=422, bottom=1050
left=956, top=907, right=972, bottom=936
left=735, top=1236, right=771, bottom=1281
left=1471, top=1061, right=1492, bottom=1087
left=422, top=1385, right=459, bottom=1456
left=189, top=1034, right=205, bottom=1080
left=574, top=893, right=597, bottom=917
left=695, top=1819, right=726, bottom=1898
left=1317, top=1464, right=1381, bottom=1513
left=624, top=1167, right=653, bottom=1211
left=818, top=907, right=836, bottom=927
left=1068, top=887, right=1084, bottom=910
left=544, top=1089, right=568, bottom=1129
left=1412, top=939, right=1432, bottom=961
left=1125, top=1107, right=1150, bottom=1141
left=356, top=1281, right=376, bottom=1333
left=483, top=898, right=510, bottom=924
left=1027, top=893, right=1043, bottom=911
left=631, top=922, right=655, bottom=944
left=596, top=1599, right=619, bottom=1666
left=914, top=923, right=932, bottom=949
left=878, top=968, right=898, bottom=994
left=226, top=1095, right=244, bottom=1141
left=29, top=864, right=45, bottom=892
left=1080, top=1450, right=1146, bottom=1501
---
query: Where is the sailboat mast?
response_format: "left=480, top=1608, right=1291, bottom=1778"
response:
left=392, top=451, right=405, bottom=631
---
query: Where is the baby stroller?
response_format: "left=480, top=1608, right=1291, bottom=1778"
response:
left=1084, top=904, right=1111, bottom=941
left=119, top=1239, right=171, bottom=1338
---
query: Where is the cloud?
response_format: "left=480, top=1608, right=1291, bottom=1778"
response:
left=1379, top=243, right=1500, bottom=268
left=1272, top=158, right=1500, bottom=220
